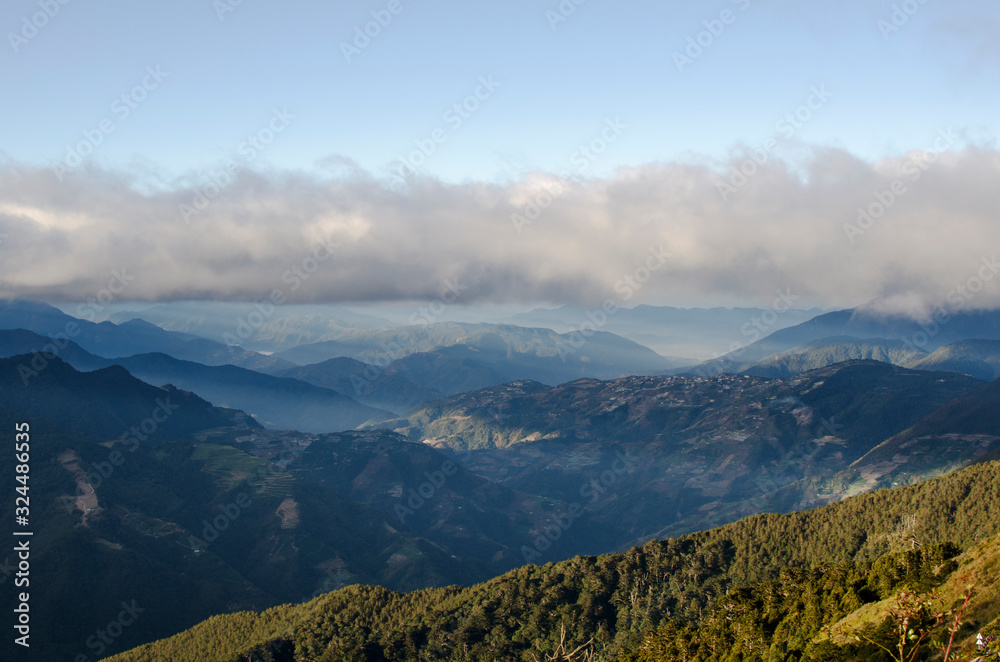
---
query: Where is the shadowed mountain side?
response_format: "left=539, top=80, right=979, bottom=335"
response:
left=0, top=388, right=487, bottom=660
left=105, top=353, right=392, bottom=433
left=0, top=299, right=292, bottom=371
left=0, top=330, right=390, bottom=433
left=211, top=427, right=624, bottom=575
left=272, top=356, right=446, bottom=414
left=0, top=354, right=257, bottom=441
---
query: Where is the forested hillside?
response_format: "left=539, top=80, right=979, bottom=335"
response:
left=105, top=459, right=1000, bottom=662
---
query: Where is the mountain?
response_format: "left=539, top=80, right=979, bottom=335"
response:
left=210, top=427, right=624, bottom=576
left=379, top=347, right=512, bottom=395
left=273, top=321, right=478, bottom=364
left=7, top=353, right=1000, bottom=661
left=0, top=299, right=291, bottom=371
left=709, top=306, right=1000, bottom=368
left=0, top=327, right=113, bottom=371
left=826, top=375, right=1000, bottom=498
left=708, top=335, right=1000, bottom=385
left=504, top=303, right=823, bottom=360
left=273, top=322, right=684, bottom=384
left=104, top=459, right=1000, bottom=662
left=366, top=361, right=991, bottom=551
left=660, top=368, right=1000, bottom=538
left=737, top=336, right=927, bottom=378
left=272, top=357, right=445, bottom=414
left=0, top=354, right=257, bottom=439
left=107, top=301, right=397, bottom=353
left=906, top=338, right=1000, bottom=381
left=0, top=358, right=488, bottom=661
left=104, top=353, right=391, bottom=433
left=0, top=330, right=390, bottom=433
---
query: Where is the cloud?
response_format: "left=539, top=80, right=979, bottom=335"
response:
left=1, top=144, right=1000, bottom=311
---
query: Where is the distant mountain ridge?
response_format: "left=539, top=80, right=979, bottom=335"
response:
left=0, top=299, right=292, bottom=371
left=0, top=353, right=258, bottom=441
left=503, top=302, right=824, bottom=359
left=272, top=356, right=444, bottom=414
left=275, top=322, right=687, bottom=388
left=107, top=300, right=397, bottom=353
left=720, top=306, right=1000, bottom=365
left=679, top=305, right=1000, bottom=381
left=736, top=337, right=926, bottom=378
left=0, top=330, right=390, bottom=433
left=907, top=338, right=1000, bottom=380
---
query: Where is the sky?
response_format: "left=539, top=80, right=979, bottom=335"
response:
left=1, top=0, right=999, bottom=313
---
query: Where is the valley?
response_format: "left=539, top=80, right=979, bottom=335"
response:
left=2, top=300, right=1000, bottom=661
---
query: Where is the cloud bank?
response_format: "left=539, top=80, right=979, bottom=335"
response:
left=2, top=143, right=999, bottom=310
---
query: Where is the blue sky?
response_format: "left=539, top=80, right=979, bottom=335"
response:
left=4, top=0, right=996, bottom=182
left=1, top=0, right=999, bottom=311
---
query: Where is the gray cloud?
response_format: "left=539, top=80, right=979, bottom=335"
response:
left=2, top=145, right=1000, bottom=311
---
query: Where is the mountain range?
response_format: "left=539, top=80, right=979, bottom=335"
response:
left=4, top=297, right=1000, bottom=660
left=0, top=300, right=290, bottom=371
left=0, top=330, right=390, bottom=433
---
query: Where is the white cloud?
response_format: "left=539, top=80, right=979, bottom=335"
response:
left=1, top=145, right=999, bottom=312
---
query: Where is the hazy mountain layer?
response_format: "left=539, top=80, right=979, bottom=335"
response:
left=108, top=301, right=396, bottom=353
left=505, top=302, right=823, bottom=360
left=274, top=323, right=683, bottom=383
left=0, top=330, right=391, bottom=433
left=0, top=299, right=291, bottom=372
left=272, top=356, right=444, bottom=414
